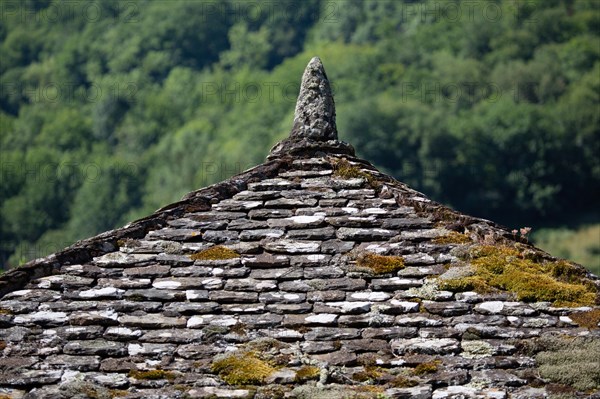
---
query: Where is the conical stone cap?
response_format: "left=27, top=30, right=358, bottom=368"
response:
left=291, top=56, right=337, bottom=140
left=268, top=57, right=354, bottom=159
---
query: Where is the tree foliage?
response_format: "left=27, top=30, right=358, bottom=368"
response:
left=1, top=0, right=598, bottom=268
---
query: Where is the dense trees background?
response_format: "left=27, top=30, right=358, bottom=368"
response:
left=1, top=0, right=598, bottom=273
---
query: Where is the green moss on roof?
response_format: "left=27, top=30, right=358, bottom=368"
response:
left=352, top=366, right=384, bottom=382
left=295, top=366, right=321, bottom=382
left=190, top=245, right=240, bottom=261
left=433, top=231, right=472, bottom=244
left=128, top=369, right=176, bottom=381
left=211, top=351, right=276, bottom=385
left=570, top=309, right=600, bottom=329
left=357, top=253, right=405, bottom=274
left=438, top=245, right=597, bottom=307
left=413, top=360, right=441, bottom=375
left=332, top=158, right=379, bottom=189
left=389, top=375, right=419, bottom=388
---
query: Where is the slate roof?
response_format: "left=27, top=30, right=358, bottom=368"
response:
left=1, top=57, right=599, bottom=399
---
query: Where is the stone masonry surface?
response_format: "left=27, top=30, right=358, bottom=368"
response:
left=0, top=57, right=599, bottom=399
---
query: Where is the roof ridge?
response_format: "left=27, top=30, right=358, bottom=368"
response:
left=0, top=158, right=288, bottom=297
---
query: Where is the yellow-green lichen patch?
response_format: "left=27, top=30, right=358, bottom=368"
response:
left=294, top=365, right=321, bottom=382
left=413, top=360, right=441, bottom=375
left=332, top=158, right=379, bottom=189
left=357, top=253, right=405, bottom=274
left=461, top=340, right=495, bottom=359
left=128, top=369, right=175, bottom=381
left=535, top=335, right=600, bottom=391
left=211, top=351, right=276, bottom=385
left=570, top=309, right=600, bottom=329
left=432, top=231, right=472, bottom=244
left=438, top=245, right=598, bottom=307
left=190, top=245, right=240, bottom=261
left=0, top=308, right=12, bottom=315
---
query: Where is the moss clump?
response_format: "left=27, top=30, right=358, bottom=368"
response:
left=128, top=369, right=175, bottom=381
left=190, top=245, right=239, bottom=261
left=535, top=336, right=600, bottom=391
left=352, top=366, right=384, bottom=382
left=570, top=309, right=600, bottom=329
left=389, top=375, right=419, bottom=388
left=332, top=158, right=379, bottom=189
left=438, top=245, right=597, bottom=306
left=431, top=207, right=462, bottom=223
left=357, top=253, right=405, bottom=274
left=433, top=231, right=472, bottom=244
left=211, top=351, right=276, bottom=385
left=295, top=366, right=321, bottom=382
left=438, top=275, right=493, bottom=294
left=229, top=323, right=247, bottom=336
left=354, top=385, right=385, bottom=394
left=244, top=337, right=287, bottom=354
left=413, top=360, right=441, bottom=375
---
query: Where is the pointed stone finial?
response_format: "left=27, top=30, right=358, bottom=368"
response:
left=267, top=57, right=354, bottom=160
left=290, top=56, right=337, bottom=141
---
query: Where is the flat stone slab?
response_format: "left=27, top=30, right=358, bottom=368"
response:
left=118, top=315, right=187, bottom=329
left=386, top=385, right=432, bottom=399
left=187, top=387, right=252, bottom=398
left=63, top=339, right=126, bottom=356
left=391, top=338, right=460, bottom=355
left=336, top=227, right=396, bottom=240
left=261, top=239, right=321, bottom=254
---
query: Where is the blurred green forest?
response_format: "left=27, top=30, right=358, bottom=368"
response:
left=0, top=0, right=599, bottom=274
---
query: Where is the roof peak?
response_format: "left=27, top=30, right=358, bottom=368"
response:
left=291, top=56, right=337, bottom=141
left=268, top=56, right=354, bottom=160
